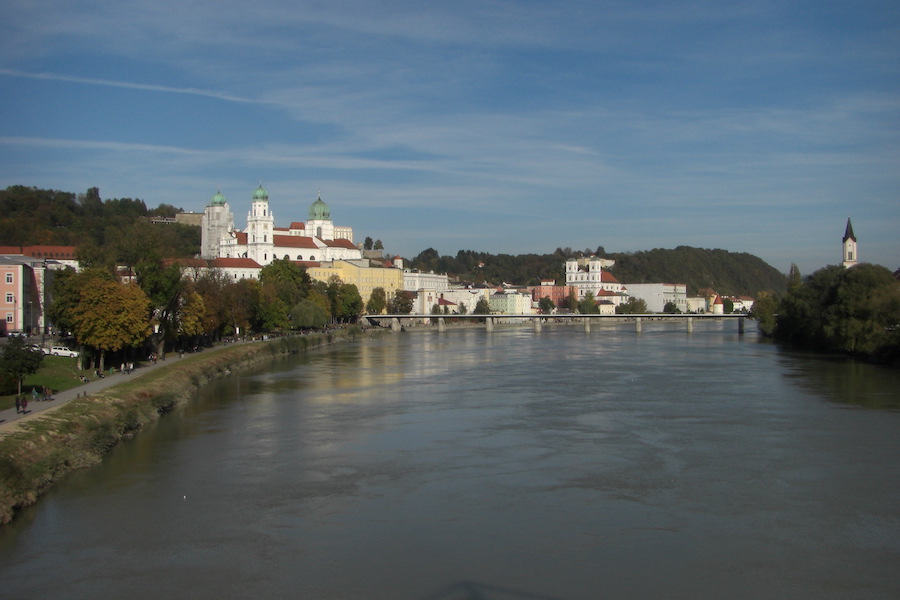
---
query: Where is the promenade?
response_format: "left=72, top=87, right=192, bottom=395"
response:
left=0, top=354, right=184, bottom=434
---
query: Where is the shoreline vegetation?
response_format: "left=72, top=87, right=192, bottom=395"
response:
left=0, top=327, right=373, bottom=525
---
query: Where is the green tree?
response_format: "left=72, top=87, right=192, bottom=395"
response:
left=363, top=236, right=374, bottom=251
left=774, top=264, right=900, bottom=360
left=616, top=298, right=648, bottom=314
left=46, top=267, right=115, bottom=335
left=366, top=287, right=387, bottom=315
left=663, top=301, right=681, bottom=314
left=389, top=290, right=414, bottom=315
left=578, top=292, right=599, bottom=314
left=473, top=297, right=491, bottom=315
left=538, top=296, right=555, bottom=314
left=291, top=298, right=330, bottom=330
left=750, top=292, right=777, bottom=336
left=260, top=258, right=311, bottom=307
left=0, top=337, right=44, bottom=396
left=373, top=239, right=384, bottom=250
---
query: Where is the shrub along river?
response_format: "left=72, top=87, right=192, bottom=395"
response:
left=1, top=321, right=898, bottom=599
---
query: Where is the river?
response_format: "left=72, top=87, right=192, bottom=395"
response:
left=1, top=321, right=899, bottom=599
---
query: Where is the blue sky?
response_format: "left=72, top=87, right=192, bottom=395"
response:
left=1, top=1, right=897, bottom=275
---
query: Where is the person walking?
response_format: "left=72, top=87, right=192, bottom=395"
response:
left=21, top=396, right=28, bottom=414
left=15, top=396, right=21, bottom=413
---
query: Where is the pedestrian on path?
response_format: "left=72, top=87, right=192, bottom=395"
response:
left=15, top=396, right=21, bottom=413
left=21, top=396, right=28, bottom=413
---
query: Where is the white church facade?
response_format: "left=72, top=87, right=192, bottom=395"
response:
left=201, top=185, right=362, bottom=266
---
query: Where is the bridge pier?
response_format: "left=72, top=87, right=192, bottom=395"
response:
left=635, top=316, right=642, bottom=333
left=583, top=317, right=591, bottom=333
left=686, top=316, right=693, bottom=334
left=534, top=318, right=542, bottom=333
left=738, top=317, right=745, bottom=334
left=485, top=317, right=494, bottom=333
left=438, top=318, right=446, bottom=333
left=391, top=318, right=402, bottom=332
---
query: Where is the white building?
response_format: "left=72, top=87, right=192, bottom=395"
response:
left=565, top=257, right=629, bottom=306
left=201, top=185, right=362, bottom=266
left=489, top=290, right=533, bottom=315
left=626, top=283, right=688, bottom=313
left=403, top=269, right=450, bottom=292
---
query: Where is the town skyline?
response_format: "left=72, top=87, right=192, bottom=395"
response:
left=1, top=1, right=898, bottom=275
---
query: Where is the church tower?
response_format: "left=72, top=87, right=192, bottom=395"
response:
left=842, top=217, right=858, bottom=268
left=246, top=184, right=275, bottom=265
left=307, top=192, right=335, bottom=241
left=200, top=189, right=234, bottom=259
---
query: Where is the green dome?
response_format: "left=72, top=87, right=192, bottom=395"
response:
left=210, top=189, right=227, bottom=206
left=252, top=184, right=269, bottom=201
left=309, top=193, right=330, bottom=220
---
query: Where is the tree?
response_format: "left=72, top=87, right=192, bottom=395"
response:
left=774, top=264, right=900, bottom=360
left=363, top=236, right=374, bottom=251
left=578, top=292, right=599, bottom=314
left=71, top=281, right=151, bottom=370
left=46, top=267, right=115, bottom=336
left=0, top=337, right=44, bottom=396
left=389, top=290, right=414, bottom=315
left=616, top=298, right=648, bottom=314
left=366, top=287, right=387, bottom=315
left=750, top=292, right=777, bottom=336
left=136, top=259, right=185, bottom=357
left=473, top=297, right=491, bottom=315
left=562, top=289, right=579, bottom=312
left=538, top=296, right=555, bottom=314
left=260, top=258, right=311, bottom=307
left=663, top=301, right=681, bottom=314
left=374, top=239, right=384, bottom=250
left=291, top=298, right=330, bottom=330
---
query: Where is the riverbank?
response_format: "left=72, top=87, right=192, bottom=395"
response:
left=0, top=327, right=372, bottom=525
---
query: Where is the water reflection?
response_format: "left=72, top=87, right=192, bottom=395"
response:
left=1, top=323, right=898, bottom=600
left=778, top=347, right=900, bottom=410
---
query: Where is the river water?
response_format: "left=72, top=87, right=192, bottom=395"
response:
left=1, top=322, right=899, bottom=599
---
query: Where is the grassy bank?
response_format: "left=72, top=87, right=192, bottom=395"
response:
left=0, top=328, right=371, bottom=525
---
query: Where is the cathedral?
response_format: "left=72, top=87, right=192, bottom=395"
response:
left=200, top=184, right=362, bottom=266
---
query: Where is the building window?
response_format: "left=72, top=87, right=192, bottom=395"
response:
left=5, top=293, right=13, bottom=303
left=5, top=273, right=12, bottom=284
left=5, top=313, right=12, bottom=323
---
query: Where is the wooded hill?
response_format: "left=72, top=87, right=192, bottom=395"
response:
left=0, top=185, right=200, bottom=266
left=407, top=246, right=787, bottom=297
left=2, top=185, right=787, bottom=297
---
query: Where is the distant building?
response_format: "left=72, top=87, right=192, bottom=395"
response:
left=565, top=257, right=629, bottom=306
left=626, top=283, right=688, bottom=313
left=306, top=259, right=403, bottom=310
left=201, top=185, right=362, bottom=265
left=842, top=217, right=858, bottom=268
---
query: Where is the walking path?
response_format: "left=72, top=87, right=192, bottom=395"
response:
left=0, top=354, right=185, bottom=435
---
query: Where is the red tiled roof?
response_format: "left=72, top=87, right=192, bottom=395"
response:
left=273, top=234, right=319, bottom=249
left=211, top=257, right=262, bottom=269
left=325, top=238, right=358, bottom=249
left=0, top=245, right=77, bottom=259
left=289, top=222, right=306, bottom=230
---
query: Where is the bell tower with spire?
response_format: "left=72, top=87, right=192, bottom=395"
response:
left=246, top=183, right=275, bottom=265
left=842, top=217, right=857, bottom=269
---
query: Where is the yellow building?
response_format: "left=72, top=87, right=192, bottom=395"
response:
left=307, top=259, right=403, bottom=313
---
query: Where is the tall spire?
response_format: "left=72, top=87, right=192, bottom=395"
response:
left=843, top=217, right=856, bottom=243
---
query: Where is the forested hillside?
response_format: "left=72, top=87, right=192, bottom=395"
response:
left=408, top=246, right=787, bottom=297
left=608, top=246, right=787, bottom=296
left=0, top=185, right=200, bottom=265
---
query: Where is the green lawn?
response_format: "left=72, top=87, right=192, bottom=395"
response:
left=0, top=355, right=89, bottom=411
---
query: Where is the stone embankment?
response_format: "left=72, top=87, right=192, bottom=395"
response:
left=0, top=328, right=370, bottom=525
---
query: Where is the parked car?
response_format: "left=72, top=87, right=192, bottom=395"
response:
left=48, top=346, right=78, bottom=357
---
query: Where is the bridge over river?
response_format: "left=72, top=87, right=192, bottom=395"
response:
left=367, top=313, right=748, bottom=334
